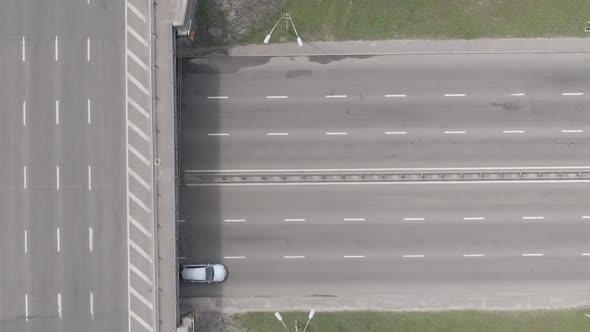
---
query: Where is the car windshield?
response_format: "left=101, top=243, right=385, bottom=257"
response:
left=205, top=266, right=214, bottom=281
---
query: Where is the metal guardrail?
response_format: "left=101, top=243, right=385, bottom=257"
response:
left=184, top=169, right=590, bottom=184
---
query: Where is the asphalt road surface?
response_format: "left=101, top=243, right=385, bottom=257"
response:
left=0, top=0, right=127, bottom=331
left=179, top=50, right=590, bottom=310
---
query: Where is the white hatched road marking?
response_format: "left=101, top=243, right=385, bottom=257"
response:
left=127, top=49, right=149, bottom=71
left=127, top=2, right=147, bottom=22
left=128, top=120, right=151, bottom=142
left=128, top=96, right=150, bottom=118
left=127, top=26, right=149, bottom=47
left=130, top=310, right=154, bottom=332
left=129, top=192, right=152, bottom=213
left=129, top=239, right=154, bottom=263
left=129, top=215, right=153, bottom=239
left=128, top=168, right=152, bottom=190
left=130, top=286, right=153, bottom=310
left=129, top=263, right=153, bottom=286
left=128, top=144, right=151, bottom=166
left=127, top=73, right=150, bottom=95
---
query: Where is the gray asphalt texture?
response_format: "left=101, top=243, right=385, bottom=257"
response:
left=0, top=0, right=126, bottom=331
left=178, top=50, right=590, bottom=311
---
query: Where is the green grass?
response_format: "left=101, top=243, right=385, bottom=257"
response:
left=236, top=309, right=590, bottom=332
left=239, top=0, right=590, bottom=44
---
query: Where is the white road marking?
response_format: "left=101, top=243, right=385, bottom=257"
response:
left=127, top=50, right=149, bottom=72
left=129, top=215, right=153, bottom=239
left=266, top=95, right=288, bottom=99
left=463, top=217, right=485, bottom=220
left=325, top=95, right=347, bottom=98
left=128, top=96, right=150, bottom=118
left=22, top=100, right=26, bottom=126
left=128, top=192, right=152, bottom=213
left=522, top=253, right=544, bottom=257
left=24, top=230, right=28, bottom=254
left=284, top=256, right=305, bottom=259
left=208, top=133, right=229, bottom=136
left=225, top=219, right=246, bottom=223
left=385, top=131, right=407, bottom=135
left=128, top=168, right=151, bottom=190
left=444, top=93, right=466, bottom=97
left=130, top=286, right=153, bottom=310
left=129, top=239, right=153, bottom=264
left=56, top=165, right=60, bottom=190
left=522, top=216, right=544, bottom=220
left=503, top=130, right=525, bottom=134
left=385, top=94, right=407, bottom=98
left=87, top=99, right=91, bottom=124
left=444, top=130, right=466, bottom=134
left=54, top=35, right=59, bottom=61
left=344, top=218, right=365, bottom=221
left=562, top=92, right=584, bottom=96
left=129, top=263, right=153, bottom=286
left=130, top=310, right=153, bottom=332
left=90, top=291, right=94, bottom=320
left=403, top=217, right=425, bottom=221
left=189, top=179, right=590, bottom=187
left=127, top=1, right=147, bottom=22
left=57, top=292, right=62, bottom=318
left=509, top=93, right=525, bottom=96
left=55, top=100, right=59, bottom=124
left=284, top=218, right=306, bottom=222
left=561, top=129, right=584, bottom=133
left=267, top=132, right=289, bottom=136
left=127, top=26, right=148, bottom=47
left=325, top=132, right=348, bottom=135
left=89, top=227, right=93, bottom=252
left=86, top=37, right=90, bottom=62
left=56, top=228, right=61, bottom=252
left=583, top=216, right=590, bottom=219
left=224, top=256, right=246, bottom=259
left=127, top=73, right=150, bottom=95
left=463, top=254, right=485, bottom=257
left=128, top=120, right=151, bottom=142
left=206, top=96, right=228, bottom=99
left=189, top=166, right=590, bottom=173
left=88, top=165, right=92, bottom=190
left=22, top=36, right=25, bottom=62
left=23, top=165, right=27, bottom=189
left=127, top=144, right=151, bottom=166
left=581, top=253, right=590, bottom=256
left=403, top=254, right=425, bottom=258
left=343, top=255, right=365, bottom=258
left=25, top=294, right=29, bottom=321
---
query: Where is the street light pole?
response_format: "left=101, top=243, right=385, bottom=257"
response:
left=274, top=312, right=291, bottom=332
left=264, top=13, right=303, bottom=46
left=302, top=310, right=315, bottom=332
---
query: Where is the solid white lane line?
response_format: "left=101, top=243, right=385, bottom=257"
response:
left=284, top=218, right=306, bottom=222
left=89, top=227, right=93, bottom=252
left=225, top=219, right=246, bottom=223
left=385, top=131, right=407, bottom=135
left=207, top=96, right=228, bottom=99
left=343, top=255, right=365, bottom=258
left=224, top=256, right=246, bottom=259
left=266, top=95, right=288, bottom=99
left=581, top=253, right=590, bottom=256
left=403, top=217, right=425, bottom=221
left=444, top=130, right=466, bottom=134
left=22, top=100, right=26, bottom=126
left=57, top=292, right=62, bottom=319
left=56, top=228, right=61, bottom=252
left=583, top=216, right=590, bottom=219
left=403, top=254, right=424, bottom=258
left=24, top=230, right=28, bottom=254
left=55, top=35, right=59, bottom=61
left=385, top=94, right=407, bottom=98
left=509, top=93, right=525, bottom=96
left=23, top=165, right=27, bottom=189
left=55, top=100, right=59, bottom=124
left=22, top=36, right=25, bottom=62
left=127, top=1, right=147, bottom=22
left=284, top=256, right=305, bottom=259
left=562, top=92, right=584, bottom=96
left=325, top=95, right=347, bottom=98
left=267, top=132, right=289, bottom=136
left=208, top=133, right=229, bottom=136
left=444, top=93, right=466, bottom=97
left=56, top=165, right=60, bottom=190
left=503, top=130, right=525, bottom=134
left=522, top=216, right=544, bottom=220
left=25, top=294, right=29, bottom=321
left=325, top=132, right=348, bottom=135
left=88, top=165, right=92, bottom=190
left=463, top=254, right=485, bottom=257
left=344, top=218, right=365, bottom=221
left=87, top=99, right=91, bottom=124
left=522, top=253, right=544, bottom=257
left=561, top=129, right=584, bottom=133
left=89, top=291, right=94, bottom=319
left=86, top=37, right=90, bottom=62
left=463, top=217, right=485, bottom=220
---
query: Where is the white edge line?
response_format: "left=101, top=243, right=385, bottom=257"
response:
left=124, top=4, right=131, bottom=332
left=186, top=179, right=590, bottom=186
left=224, top=256, right=246, bottom=259
left=186, top=166, right=590, bottom=173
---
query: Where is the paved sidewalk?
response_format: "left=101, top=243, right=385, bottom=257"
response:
left=179, top=37, right=590, bottom=57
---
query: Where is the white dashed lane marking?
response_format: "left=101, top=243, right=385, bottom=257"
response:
left=403, top=254, right=425, bottom=258
left=266, top=95, right=288, bottom=99
left=522, top=216, right=544, bottom=220
left=225, top=219, right=246, bottom=223
left=207, top=96, right=229, bottom=99
left=54, top=35, right=59, bottom=61
left=561, top=129, right=584, bottom=133
left=503, top=130, right=525, bottom=134
left=444, top=130, right=466, bottom=134
left=208, top=133, right=230, bottom=136
left=385, top=131, right=407, bottom=135
left=325, top=95, right=347, bottom=98
left=343, top=218, right=365, bottom=221
left=224, top=256, right=246, bottom=259
left=444, top=93, right=466, bottom=97
left=562, top=92, right=584, bottom=96
left=284, top=218, right=306, bottom=222
left=522, top=253, right=544, bottom=257
left=463, top=217, right=485, bottom=220
left=404, top=217, right=425, bottom=221
left=509, top=93, right=525, bottom=96
left=22, top=36, right=25, bottom=62
left=343, top=255, right=365, bottom=259
left=22, top=100, right=26, bottom=126
left=463, top=254, right=485, bottom=257
left=385, top=94, right=406, bottom=98
left=267, top=132, right=289, bottom=136
left=325, top=132, right=348, bottom=135
left=284, top=256, right=305, bottom=259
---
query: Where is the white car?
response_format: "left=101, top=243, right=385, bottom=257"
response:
left=181, top=264, right=227, bottom=283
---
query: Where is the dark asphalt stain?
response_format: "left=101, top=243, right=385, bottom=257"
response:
left=491, top=102, right=523, bottom=111
left=286, top=69, right=312, bottom=79
left=182, top=56, right=271, bottom=74
left=308, top=54, right=374, bottom=65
